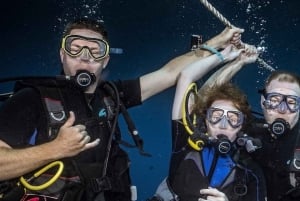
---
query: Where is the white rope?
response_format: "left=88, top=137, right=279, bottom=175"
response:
left=257, top=58, right=275, bottom=72
left=199, top=0, right=233, bottom=28
left=199, top=0, right=275, bottom=71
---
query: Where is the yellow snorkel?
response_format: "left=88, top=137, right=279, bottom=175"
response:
left=182, top=83, right=207, bottom=151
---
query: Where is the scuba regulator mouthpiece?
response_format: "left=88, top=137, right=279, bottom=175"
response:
left=270, top=118, right=290, bottom=137
left=211, top=134, right=232, bottom=155
left=188, top=129, right=233, bottom=154
left=70, top=70, right=96, bottom=90
left=255, top=118, right=291, bottom=138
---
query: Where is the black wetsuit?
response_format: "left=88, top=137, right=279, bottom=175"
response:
left=168, top=119, right=267, bottom=201
left=249, top=119, right=300, bottom=201
left=0, top=78, right=142, bottom=201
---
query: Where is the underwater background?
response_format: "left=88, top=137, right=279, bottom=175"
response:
left=1, top=0, right=300, bottom=200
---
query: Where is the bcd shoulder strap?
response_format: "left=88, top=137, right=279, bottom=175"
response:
left=15, top=79, right=94, bottom=143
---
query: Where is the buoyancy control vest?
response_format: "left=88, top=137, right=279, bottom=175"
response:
left=169, top=148, right=253, bottom=201
left=0, top=78, right=137, bottom=201
left=250, top=119, right=300, bottom=200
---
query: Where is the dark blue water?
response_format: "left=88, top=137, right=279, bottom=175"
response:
left=1, top=0, right=300, bottom=200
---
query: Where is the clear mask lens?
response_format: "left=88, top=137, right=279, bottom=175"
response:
left=206, top=107, right=244, bottom=128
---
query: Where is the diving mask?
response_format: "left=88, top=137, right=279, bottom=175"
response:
left=261, top=91, right=300, bottom=113
left=206, top=107, right=244, bottom=128
left=61, top=35, right=110, bottom=61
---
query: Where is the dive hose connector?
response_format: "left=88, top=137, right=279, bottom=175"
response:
left=188, top=130, right=208, bottom=151
left=188, top=137, right=205, bottom=151
left=236, top=133, right=262, bottom=153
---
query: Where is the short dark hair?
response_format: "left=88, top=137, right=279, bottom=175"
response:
left=62, top=18, right=108, bottom=41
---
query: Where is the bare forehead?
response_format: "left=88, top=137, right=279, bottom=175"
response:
left=210, top=100, right=238, bottom=110
left=266, top=79, right=300, bottom=96
left=69, top=29, right=103, bottom=39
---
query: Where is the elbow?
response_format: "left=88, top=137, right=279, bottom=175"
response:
left=177, top=72, right=194, bottom=88
left=178, top=71, right=193, bottom=84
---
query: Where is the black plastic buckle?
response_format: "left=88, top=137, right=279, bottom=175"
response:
left=234, top=183, right=248, bottom=196
left=89, top=177, right=112, bottom=193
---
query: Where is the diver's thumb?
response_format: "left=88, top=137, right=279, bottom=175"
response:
left=236, top=27, right=245, bottom=33
left=63, top=111, right=76, bottom=128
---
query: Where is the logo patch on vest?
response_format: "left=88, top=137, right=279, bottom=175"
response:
left=99, top=108, right=107, bottom=117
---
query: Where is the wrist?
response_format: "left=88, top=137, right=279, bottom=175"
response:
left=200, top=44, right=224, bottom=62
left=205, top=36, right=224, bottom=50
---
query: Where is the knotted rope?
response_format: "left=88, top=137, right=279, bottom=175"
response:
left=199, top=0, right=275, bottom=71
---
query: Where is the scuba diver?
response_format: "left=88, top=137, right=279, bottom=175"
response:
left=148, top=44, right=266, bottom=201
left=0, top=18, right=245, bottom=201
left=247, top=71, right=300, bottom=201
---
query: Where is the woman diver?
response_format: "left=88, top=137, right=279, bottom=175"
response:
left=148, top=44, right=266, bottom=201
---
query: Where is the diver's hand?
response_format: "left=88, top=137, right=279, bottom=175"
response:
left=221, top=44, right=243, bottom=63
left=199, top=187, right=229, bottom=201
left=207, top=26, right=244, bottom=49
left=237, top=44, right=259, bottom=65
left=230, top=29, right=244, bottom=49
left=51, top=111, right=100, bottom=158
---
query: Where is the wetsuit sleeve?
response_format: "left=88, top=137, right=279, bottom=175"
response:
left=113, top=78, right=142, bottom=108
left=169, top=119, right=191, bottom=181
left=171, top=119, right=189, bottom=152
left=0, top=88, right=44, bottom=147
